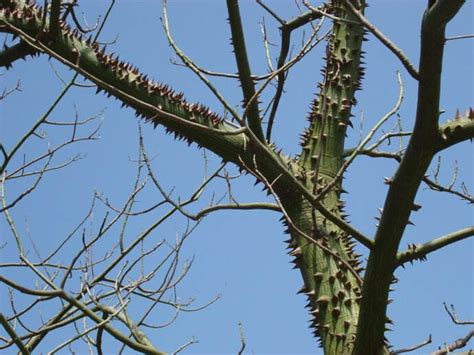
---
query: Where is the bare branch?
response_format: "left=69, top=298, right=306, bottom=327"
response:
left=391, top=334, right=432, bottom=354
left=0, top=78, right=76, bottom=175
left=444, top=303, right=474, bottom=325
left=445, top=34, right=474, bottom=41
left=0, top=312, right=30, bottom=355
left=237, top=322, right=246, bottom=355
left=256, top=0, right=284, bottom=25
left=171, top=337, right=198, bottom=355
left=192, top=202, right=281, bottom=220
left=161, top=0, right=244, bottom=126
left=431, top=329, right=473, bottom=355
left=265, top=5, right=325, bottom=141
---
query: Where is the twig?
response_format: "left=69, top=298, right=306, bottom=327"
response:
left=171, top=337, right=198, bottom=355
left=259, top=19, right=274, bottom=72
left=391, top=334, right=432, bottom=354
left=1, top=173, right=25, bottom=255
left=47, top=303, right=125, bottom=354
left=0, top=154, right=53, bottom=212
left=445, top=34, right=474, bottom=41
left=0, top=78, right=76, bottom=174
left=161, top=0, right=244, bottom=126
left=256, top=0, right=285, bottom=25
left=266, top=7, right=325, bottom=141
left=443, top=303, right=474, bottom=325
left=237, top=322, right=246, bottom=355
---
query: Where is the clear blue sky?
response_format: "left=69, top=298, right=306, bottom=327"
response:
left=1, top=1, right=473, bottom=354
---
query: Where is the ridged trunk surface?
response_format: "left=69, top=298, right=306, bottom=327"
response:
left=0, top=1, right=394, bottom=354
left=280, top=1, right=367, bottom=353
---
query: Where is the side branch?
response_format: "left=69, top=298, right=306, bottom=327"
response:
left=264, top=6, right=324, bottom=141
left=397, top=226, right=474, bottom=266
left=436, top=110, right=474, bottom=152
left=0, top=2, right=250, bottom=165
left=0, top=313, right=30, bottom=355
left=0, top=1, right=373, bottom=252
left=431, top=329, right=473, bottom=355
left=226, top=0, right=265, bottom=141
left=0, top=41, right=37, bottom=68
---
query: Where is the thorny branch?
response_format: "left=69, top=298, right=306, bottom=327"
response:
left=0, top=1, right=471, bottom=354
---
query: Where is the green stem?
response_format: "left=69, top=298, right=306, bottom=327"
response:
left=226, top=0, right=265, bottom=141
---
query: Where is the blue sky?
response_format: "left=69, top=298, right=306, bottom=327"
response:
left=1, top=1, right=473, bottom=354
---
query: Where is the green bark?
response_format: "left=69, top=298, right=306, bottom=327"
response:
left=0, top=1, right=366, bottom=353
left=1, top=0, right=469, bottom=354
left=286, top=1, right=366, bottom=352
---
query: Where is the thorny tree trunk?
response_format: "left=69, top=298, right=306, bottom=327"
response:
left=0, top=0, right=471, bottom=354
left=280, top=2, right=367, bottom=353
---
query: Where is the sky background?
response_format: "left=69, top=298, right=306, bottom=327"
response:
left=1, top=1, right=473, bottom=354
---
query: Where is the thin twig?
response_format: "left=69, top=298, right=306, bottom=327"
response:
left=391, top=334, right=432, bottom=354
left=443, top=303, right=474, bottom=325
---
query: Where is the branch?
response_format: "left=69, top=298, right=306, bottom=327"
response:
left=237, top=322, right=246, bottom=355
left=0, top=2, right=250, bottom=166
left=397, top=227, right=474, bottom=266
left=343, top=0, right=419, bottom=80
left=0, top=1, right=372, bottom=253
left=431, top=329, right=473, bottom=355
left=436, top=109, right=474, bottom=152
left=49, top=0, right=61, bottom=37
left=0, top=313, right=30, bottom=355
left=445, top=34, right=474, bottom=41
left=391, top=334, right=432, bottom=354
left=161, top=0, right=244, bottom=127
left=0, top=41, right=37, bottom=68
left=265, top=6, right=324, bottom=141
left=188, top=202, right=281, bottom=220
left=355, top=0, right=466, bottom=353
left=226, top=0, right=265, bottom=141
left=443, top=303, right=474, bottom=325
left=0, top=79, right=75, bottom=175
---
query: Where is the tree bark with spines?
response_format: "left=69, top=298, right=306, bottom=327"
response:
left=0, top=0, right=472, bottom=354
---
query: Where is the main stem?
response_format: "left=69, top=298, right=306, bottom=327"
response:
left=281, top=1, right=367, bottom=353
